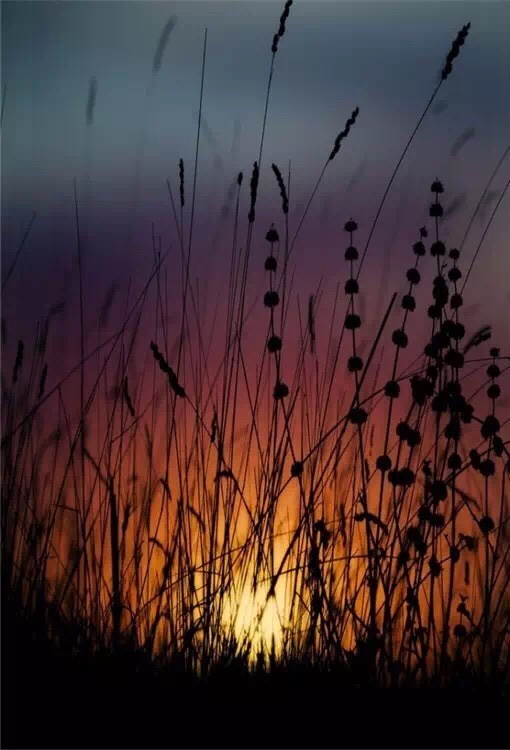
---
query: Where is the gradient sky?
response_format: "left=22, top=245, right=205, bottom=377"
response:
left=2, top=1, right=510, bottom=357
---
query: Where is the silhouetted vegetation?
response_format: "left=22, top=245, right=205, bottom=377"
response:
left=2, top=3, right=509, bottom=748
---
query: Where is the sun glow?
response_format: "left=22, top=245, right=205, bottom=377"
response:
left=223, top=579, right=286, bottom=657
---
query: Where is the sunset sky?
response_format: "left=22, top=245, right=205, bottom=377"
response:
left=2, top=1, right=510, bottom=357
left=3, top=8, right=510, bottom=722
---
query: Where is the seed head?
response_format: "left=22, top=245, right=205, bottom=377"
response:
left=487, top=363, right=500, bottom=378
left=448, top=452, right=462, bottom=471
left=444, top=349, right=464, bottom=369
left=329, top=108, right=360, bottom=161
left=448, top=267, right=462, bottom=282
left=248, top=161, right=259, bottom=223
left=450, top=546, right=461, bottom=564
left=406, top=268, right=421, bottom=285
left=179, top=158, right=185, bottom=208
left=271, top=0, right=293, bottom=53
left=273, top=380, right=289, bottom=400
left=291, top=460, right=303, bottom=478
left=392, top=329, right=408, bottom=349
left=13, top=340, right=24, bottom=384
left=344, top=219, right=358, bottom=233
left=267, top=335, right=282, bottom=353
left=345, top=278, right=359, bottom=295
left=401, top=294, right=416, bottom=312
left=349, top=407, right=367, bottom=425
left=264, top=291, right=280, bottom=308
left=271, top=164, right=289, bottom=214
left=376, top=455, right=392, bottom=473
left=429, top=556, right=442, bottom=577
left=487, top=384, right=501, bottom=400
left=150, top=341, right=186, bottom=398
left=450, top=292, right=463, bottom=309
left=37, top=363, right=48, bottom=400
left=441, top=23, right=471, bottom=81
left=348, top=356, right=363, bottom=373
left=266, top=226, right=280, bottom=244
left=344, top=246, right=359, bottom=262
left=345, top=313, right=361, bottom=330
left=431, top=240, right=446, bottom=257
left=478, top=515, right=495, bottom=534
left=479, top=459, right=495, bottom=477
left=384, top=380, right=400, bottom=399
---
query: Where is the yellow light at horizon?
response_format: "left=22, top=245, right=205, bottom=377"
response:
left=223, top=580, right=285, bottom=658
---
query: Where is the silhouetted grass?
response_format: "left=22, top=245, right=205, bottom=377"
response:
left=2, top=4, right=509, bottom=748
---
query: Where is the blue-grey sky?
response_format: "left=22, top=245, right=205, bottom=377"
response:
left=2, top=1, right=510, bottom=350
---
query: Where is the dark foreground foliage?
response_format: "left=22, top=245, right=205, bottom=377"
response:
left=3, top=597, right=509, bottom=750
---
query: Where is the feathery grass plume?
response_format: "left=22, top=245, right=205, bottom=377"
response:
left=478, top=188, right=500, bottom=222
left=462, top=175, right=510, bottom=292
left=86, top=77, right=97, bottom=126
left=346, top=160, right=366, bottom=194
left=458, top=145, right=509, bottom=260
left=193, top=108, right=221, bottom=155
left=248, top=161, right=259, bottom=223
left=99, top=282, right=119, bottom=327
left=2, top=211, right=37, bottom=293
left=463, top=325, right=491, bottom=354
left=152, top=15, right=177, bottom=74
left=179, top=158, right=185, bottom=208
left=121, top=503, right=132, bottom=538
left=0, top=83, right=6, bottom=127
left=159, top=478, right=171, bottom=497
left=108, top=476, right=121, bottom=650
left=441, top=23, right=471, bottom=81
left=271, top=0, right=293, bottom=54
left=271, top=163, right=289, bottom=214
left=122, top=377, right=136, bottom=417
left=354, top=512, right=388, bottom=535
left=150, top=340, right=186, bottom=398
left=48, top=300, right=67, bottom=319
left=308, top=295, right=316, bottom=354
left=37, top=363, right=48, bottom=401
left=237, top=171, right=243, bottom=186
left=143, top=424, right=153, bottom=458
left=210, top=409, right=218, bottom=444
left=188, top=505, right=205, bottom=531
left=37, top=318, right=50, bottom=356
left=108, top=384, right=121, bottom=401
left=329, top=107, right=360, bottom=161
left=12, top=340, right=24, bottom=384
left=432, top=98, right=448, bottom=115
left=357, top=28, right=471, bottom=278
left=215, top=469, right=234, bottom=481
left=444, top=193, right=466, bottom=220
left=220, top=175, right=240, bottom=219
left=450, top=127, right=476, bottom=158
left=261, top=2, right=294, bottom=170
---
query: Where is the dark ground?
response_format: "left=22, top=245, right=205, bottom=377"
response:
left=2, top=602, right=510, bottom=749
